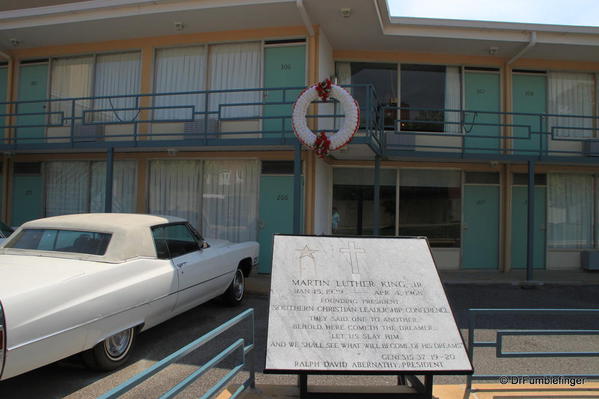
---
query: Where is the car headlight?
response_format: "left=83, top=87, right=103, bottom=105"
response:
left=0, top=301, right=5, bottom=379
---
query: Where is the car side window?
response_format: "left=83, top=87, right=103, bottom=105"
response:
left=152, top=224, right=200, bottom=259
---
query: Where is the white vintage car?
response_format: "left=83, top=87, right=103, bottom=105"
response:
left=0, top=213, right=259, bottom=380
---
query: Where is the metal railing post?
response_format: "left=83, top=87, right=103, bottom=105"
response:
left=466, top=310, right=475, bottom=391
left=249, top=310, right=256, bottom=389
left=105, top=146, right=114, bottom=213
left=70, top=99, right=76, bottom=145
left=526, top=160, right=536, bottom=281
left=373, top=155, right=381, bottom=235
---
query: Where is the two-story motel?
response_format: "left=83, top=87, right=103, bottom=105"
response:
left=1, top=0, right=599, bottom=274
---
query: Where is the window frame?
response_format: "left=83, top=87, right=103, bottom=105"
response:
left=151, top=222, right=204, bottom=260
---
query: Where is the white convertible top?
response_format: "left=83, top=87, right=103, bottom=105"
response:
left=0, top=213, right=187, bottom=263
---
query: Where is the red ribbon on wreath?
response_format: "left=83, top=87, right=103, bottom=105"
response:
left=314, top=131, right=331, bottom=158
left=316, top=78, right=332, bottom=102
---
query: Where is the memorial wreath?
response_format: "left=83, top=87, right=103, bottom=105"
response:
left=292, top=78, right=360, bottom=158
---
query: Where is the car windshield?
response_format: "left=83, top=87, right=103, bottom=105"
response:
left=6, top=229, right=112, bottom=256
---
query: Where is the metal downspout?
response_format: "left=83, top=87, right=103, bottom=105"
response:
left=296, top=0, right=315, bottom=36
left=508, top=31, right=537, bottom=65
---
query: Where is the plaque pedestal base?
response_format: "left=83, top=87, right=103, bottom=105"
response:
left=297, top=374, right=433, bottom=399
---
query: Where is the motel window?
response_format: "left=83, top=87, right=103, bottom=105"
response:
left=49, top=52, right=141, bottom=124
left=332, top=168, right=397, bottom=236
left=148, top=159, right=259, bottom=242
left=153, top=42, right=261, bottom=122
left=547, top=173, right=594, bottom=249
left=398, top=169, right=461, bottom=247
left=546, top=72, right=594, bottom=138
left=44, top=160, right=137, bottom=216
left=335, top=62, right=398, bottom=128
left=400, top=64, right=461, bottom=133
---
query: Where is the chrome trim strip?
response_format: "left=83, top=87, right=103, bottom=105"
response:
left=7, top=271, right=233, bottom=351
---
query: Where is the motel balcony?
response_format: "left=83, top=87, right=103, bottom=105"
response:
left=1, top=85, right=598, bottom=164
left=382, top=106, right=599, bottom=164
left=0, top=85, right=381, bottom=155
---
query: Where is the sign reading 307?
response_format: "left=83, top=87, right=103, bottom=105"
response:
left=264, top=235, right=473, bottom=374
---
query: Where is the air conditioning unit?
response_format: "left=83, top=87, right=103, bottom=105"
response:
left=183, top=118, right=219, bottom=139
left=581, top=250, right=599, bottom=270
left=582, top=139, right=599, bottom=157
left=386, top=131, right=414, bottom=151
left=73, top=124, right=105, bottom=142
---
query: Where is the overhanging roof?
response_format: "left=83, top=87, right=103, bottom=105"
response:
left=0, top=0, right=598, bottom=63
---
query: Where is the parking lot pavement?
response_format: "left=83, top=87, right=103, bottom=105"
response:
left=1, top=284, right=598, bottom=398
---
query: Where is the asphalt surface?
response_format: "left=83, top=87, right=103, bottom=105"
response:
left=1, top=284, right=599, bottom=398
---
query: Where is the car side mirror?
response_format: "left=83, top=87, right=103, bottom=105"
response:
left=201, top=241, right=210, bottom=249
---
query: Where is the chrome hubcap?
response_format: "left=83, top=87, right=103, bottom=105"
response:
left=104, top=328, right=133, bottom=361
left=233, top=270, right=244, bottom=301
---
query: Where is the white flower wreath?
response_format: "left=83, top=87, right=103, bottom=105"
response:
left=292, top=82, right=360, bottom=156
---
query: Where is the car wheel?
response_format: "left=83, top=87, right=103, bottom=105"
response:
left=223, top=268, right=245, bottom=306
left=82, top=327, right=136, bottom=371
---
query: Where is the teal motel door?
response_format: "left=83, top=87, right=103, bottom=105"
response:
left=464, top=71, right=501, bottom=154
left=0, top=66, right=7, bottom=140
left=263, top=45, right=306, bottom=140
left=258, top=175, right=298, bottom=273
left=512, top=74, right=547, bottom=156
left=11, top=162, right=43, bottom=226
left=462, top=172, right=500, bottom=269
left=511, top=176, right=546, bottom=269
left=17, top=63, right=48, bottom=144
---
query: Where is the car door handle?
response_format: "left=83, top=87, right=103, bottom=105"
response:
left=176, top=261, right=187, bottom=268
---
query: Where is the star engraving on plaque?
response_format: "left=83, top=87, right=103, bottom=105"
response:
left=297, top=245, right=318, bottom=260
left=297, top=245, right=318, bottom=278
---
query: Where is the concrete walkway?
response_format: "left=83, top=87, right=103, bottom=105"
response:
left=217, top=382, right=599, bottom=399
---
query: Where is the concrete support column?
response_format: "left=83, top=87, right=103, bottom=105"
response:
left=293, top=142, right=302, bottom=234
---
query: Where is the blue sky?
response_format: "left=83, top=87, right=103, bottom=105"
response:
left=388, top=0, right=599, bottom=27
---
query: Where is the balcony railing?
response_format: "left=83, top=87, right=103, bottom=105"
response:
left=0, top=84, right=380, bottom=152
left=382, top=106, right=599, bottom=160
left=2, top=88, right=598, bottom=160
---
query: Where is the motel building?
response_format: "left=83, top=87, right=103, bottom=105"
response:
left=0, top=0, right=599, bottom=275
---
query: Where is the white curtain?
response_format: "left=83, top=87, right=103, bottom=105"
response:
left=202, top=159, right=259, bottom=242
left=90, top=161, right=137, bottom=213
left=50, top=56, right=93, bottom=125
left=94, top=52, right=141, bottom=122
left=444, top=66, right=461, bottom=134
left=208, top=42, right=261, bottom=119
left=45, top=161, right=90, bottom=216
left=148, top=160, right=203, bottom=229
left=547, top=72, right=594, bottom=137
left=154, top=46, right=207, bottom=121
left=334, top=62, right=351, bottom=130
left=336, top=62, right=351, bottom=86
left=548, top=173, right=593, bottom=248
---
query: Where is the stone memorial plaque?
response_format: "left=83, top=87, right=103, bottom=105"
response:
left=265, top=235, right=472, bottom=374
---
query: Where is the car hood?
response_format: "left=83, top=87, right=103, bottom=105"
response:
left=0, top=254, right=97, bottom=301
